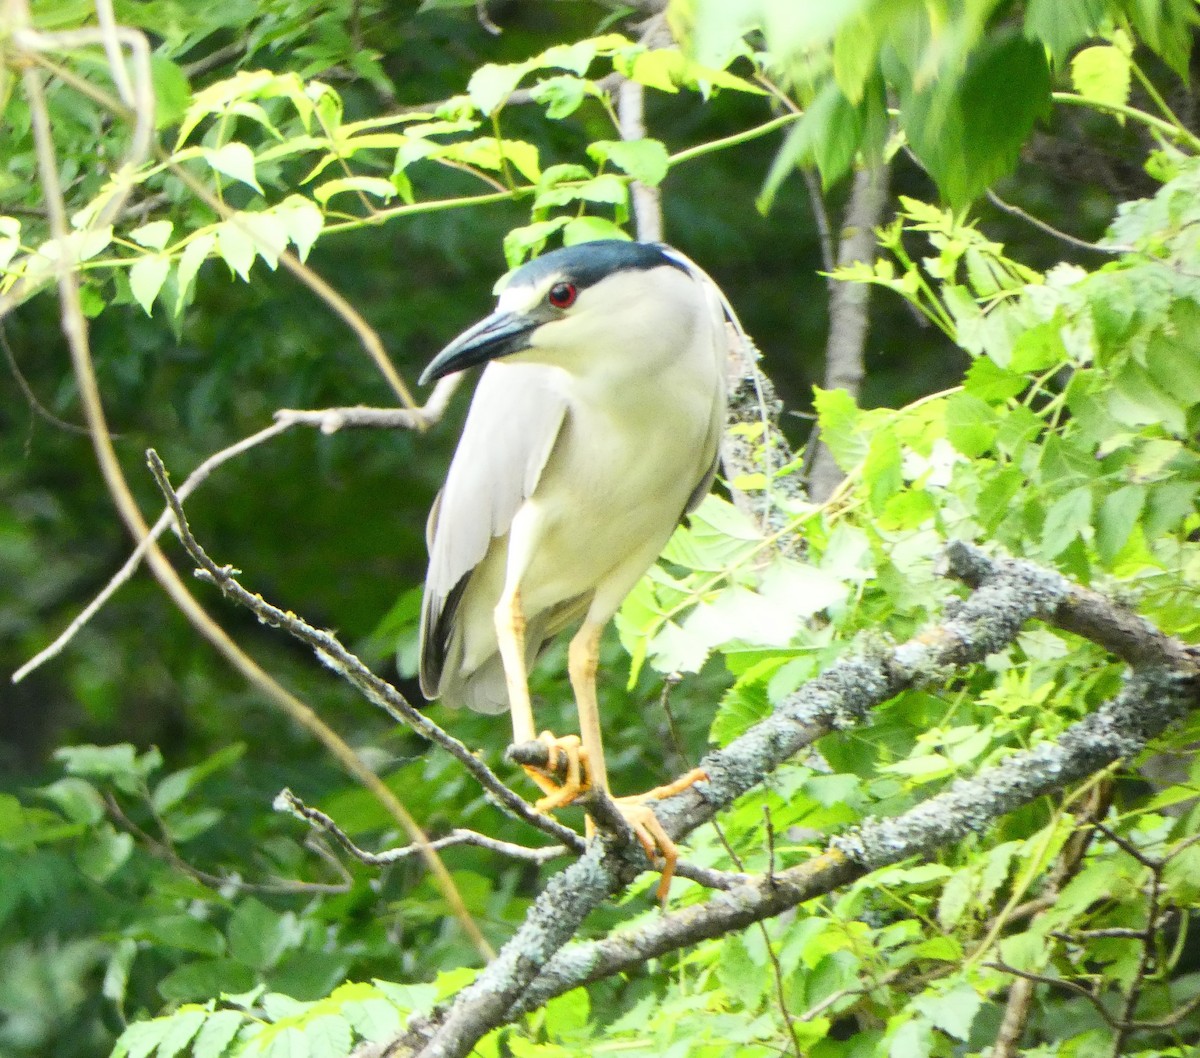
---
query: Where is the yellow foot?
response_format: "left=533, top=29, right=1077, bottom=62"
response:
left=520, top=731, right=591, bottom=812
left=608, top=769, right=708, bottom=902
left=622, top=767, right=709, bottom=805
left=611, top=798, right=679, bottom=903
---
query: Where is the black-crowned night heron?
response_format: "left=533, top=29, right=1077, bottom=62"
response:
left=418, top=240, right=734, bottom=890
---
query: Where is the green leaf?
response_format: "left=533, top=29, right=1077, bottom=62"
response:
left=1041, top=486, right=1093, bottom=559
left=312, top=177, right=397, bottom=206
left=203, top=143, right=262, bottom=192
left=193, top=1010, right=246, bottom=1058
left=528, top=75, right=589, bottom=119
left=275, top=197, right=324, bottom=261
left=945, top=392, right=998, bottom=457
left=467, top=62, right=532, bottom=114
left=889, top=1016, right=933, bottom=1058
left=759, top=80, right=859, bottom=210
left=964, top=356, right=1026, bottom=403
left=864, top=430, right=902, bottom=512
left=341, top=998, right=401, bottom=1042
left=1024, top=0, right=1107, bottom=64
left=1095, top=484, right=1145, bottom=565
left=150, top=55, right=192, bottom=129
left=216, top=221, right=255, bottom=281
left=503, top=218, right=569, bottom=267
left=710, top=680, right=771, bottom=746
left=264, top=1027, right=309, bottom=1058
left=157, top=1009, right=207, bottom=1058
left=142, top=914, right=227, bottom=957
left=0, top=216, right=21, bottom=271
left=115, top=1018, right=173, bottom=1058
left=302, top=1015, right=352, bottom=1058
left=130, top=221, right=174, bottom=251
left=175, top=233, right=216, bottom=314
left=36, top=777, right=104, bottom=824
left=129, top=255, right=170, bottom=316
left=562, top=216, right=631, bottom=245
left=904, top=31, right=1050, bottom=206
left=587, top=138, right=670, bottom=186
left=813, top=386, right=867, bottom=471
left=76, top=823, right=133, bottom=882
left=159, top=960, right=255, bottom=1003
left=54, top=743, right=160, bottom=794
left=238, top=213, right=289, bottom=271
left=1070, top=45, right=1132, bottom=113
left=913, top=982, right=981, bottom=1041
left=1109, top=362, right=1187, bottom=434
left=229, top=899, right=289, bottom=971
left=104, top=938, right=137, bottom=1007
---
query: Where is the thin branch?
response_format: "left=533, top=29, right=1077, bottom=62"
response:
left=12, top=7, right=491, bottom=959
left=986, top=961, right=1122, bottom=1029
left=802, top=168, right=836, bottom=274
left=105, top=792, right=352, bottom=895
left=13, top=380, right=462, bottom=684
left=275, top=789, right=568, bottom=867
left=986, top=189, right=1132, bottom=255
left=0, top=325, right=91, bottom=435
left=146, top=449, right=586, bottom=857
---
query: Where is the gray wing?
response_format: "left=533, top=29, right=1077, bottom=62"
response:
left=419, top=362, right=568, bottom=699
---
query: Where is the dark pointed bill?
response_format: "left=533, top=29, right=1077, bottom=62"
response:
left=419, top=310, right=538, bottom=385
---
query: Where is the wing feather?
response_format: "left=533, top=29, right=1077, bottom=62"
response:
left=419, top=362, right=568, bottom=698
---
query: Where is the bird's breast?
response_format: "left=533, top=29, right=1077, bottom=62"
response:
left=513, top=370, right=719, bottom=611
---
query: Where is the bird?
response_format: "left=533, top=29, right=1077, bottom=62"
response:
left=417, top=239, right=736, bottom=892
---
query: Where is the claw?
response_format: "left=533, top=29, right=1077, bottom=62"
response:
left=523, top=731, right=591, bottom=812
left=612, top=798, right=678, bottom=903
left=608, top=771, right=708, bottom=903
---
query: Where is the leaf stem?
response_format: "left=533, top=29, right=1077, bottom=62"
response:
left=1051, top=91, right=1200, bottom=152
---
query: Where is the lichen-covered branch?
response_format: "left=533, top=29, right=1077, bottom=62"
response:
left=497, top=662, right=1196, bottom=1022
left=391, top=546, right=1192, bottom=1058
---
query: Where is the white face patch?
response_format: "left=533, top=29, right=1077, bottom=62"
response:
left=496, top=274, right=561, bottom=316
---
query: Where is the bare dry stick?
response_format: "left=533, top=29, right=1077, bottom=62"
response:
left=15, top=377, right=464, bottom=684
left=145, top=449, right=586, bottom=855
left=11, top=8, right=492, bottom=960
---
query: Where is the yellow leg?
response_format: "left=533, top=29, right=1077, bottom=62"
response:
left=495, top=588, right=592, bottom=806
left=569, top=620, right=700, bottom=902
left=568, top=621, right=607, bottom=792
left=495, top=587, right=533, bottom=744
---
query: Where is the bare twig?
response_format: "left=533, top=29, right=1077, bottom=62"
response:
left=276, top=789, right=568, bottom=866
left=0, top=325, right=91, bottom=435
left=14, top=380, right=463, bottom=684
left=104, top=792, right=352, bottom=895
left=11, top=3, right=491, bottom=959
left=146, top=449, right=586, bottom=857
left=986, top=189, right=1133, bottom=255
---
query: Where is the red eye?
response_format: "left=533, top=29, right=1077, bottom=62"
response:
left=548, top=281, right=577, bottom=309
